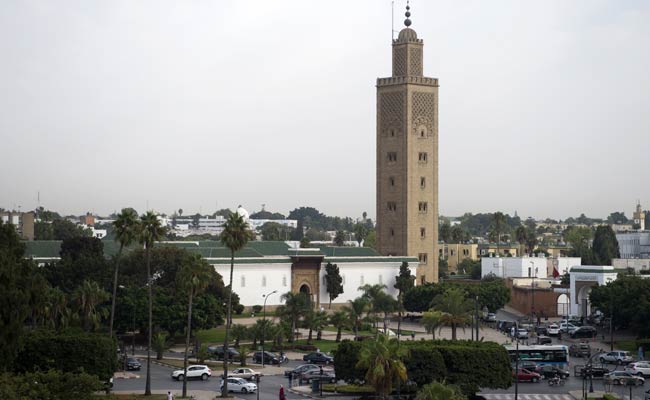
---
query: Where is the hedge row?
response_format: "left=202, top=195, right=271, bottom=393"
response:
left=0, top=370, right=103, bottom=400
left=13, top=330, right=117, bottom=381
left=333, top=339, right=512, bottom=395
left=271, top=344, right=318, bottom=352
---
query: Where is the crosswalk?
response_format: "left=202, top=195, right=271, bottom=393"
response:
left=481, top=395, right=645, bottom=400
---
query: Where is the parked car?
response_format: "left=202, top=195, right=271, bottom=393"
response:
left=547, top=324, right=560, bottom=336
left=515, top=361, right=538, bottom=372
left=604, top=371, right=645, bottom=386
left=570, top=326, right=598, bottom=339
left=574, top=365, right=610, bottom=378
left=125, top=357, right=141, bottom=371
left=535, top=365, right=570, bottom=380
left=284, top=364, right=323, bottom=377
left=228, top=368, right=261, bottom=381
left=253, top=351, right=280, bottom=365
left=303, top=352, right=334, bottom=364
left=569, top=343, right=592, bottom=358
left=513, top=368, right=541, bottom=383
left=220, top=377, right=258, bottom=394
left=208, top=345, right=241, bottom=361
left=516, top=328, right=529, bottom=340
left=535, top=326, right=549, bottom=336
left=626, top=362, right=650, bottom=377
left=536, top=336, right=552, bottom=345
left=301, top=369, right=337, bottom=384
left=171, top=365, right=212, bottom=381
left=560, top=322, right=578, bottom=333
left=485, top=313, right=497, bottom=322
left=599, top=351, right=634, bottom=365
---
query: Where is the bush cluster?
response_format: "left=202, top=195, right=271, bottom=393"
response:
left=333, top=339, right=512, bottom=395
left=0, top=370, right=103, bottom=400
left=13, top=330, right=117, bottom=381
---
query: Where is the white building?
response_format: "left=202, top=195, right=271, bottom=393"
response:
left=616, top=232, right=650, bottom=259
left=569, top=265, right=618, bottom=317
left=612, top=258, right=650, bottom=274
left=481, top=256, right=549, bottom=279
left=548, top=257, right=582, bottom=277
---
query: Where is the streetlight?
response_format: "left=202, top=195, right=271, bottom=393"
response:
left=261, top=290, right=277, bottom=368
left=530, top=262, right=537, bottom=325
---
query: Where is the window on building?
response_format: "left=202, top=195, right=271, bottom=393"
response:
left=388, top=152, right=397, bottom=162
left=389, top=177, right=395, bottom=186
left=421, top=275, right=426, bottom=285
left=420, top=227, right=426, bottom=238
left=418, top=253, right=428, bottom=264
left=378, top=274, right=383, bottom=284
left=388, top=202, right=397, bottom=211
left=450, top=250, right=455, bottom=256
left=323, top=275, right=327, bottom=285
left=418, top=202, right=428, bottom=212
left=282, top=275, right=287, bottom=287
left=241, top=275, right=246, bottom=287
left=262, top=276, right=267, bottom=287
left=390, top=129, right=395, bottom=137
left=418, top=152, right=428, bottom=162
left=342, top=274, right=346, bottom=285
left=420, top=177, right=426, bottom=188
left=420, top=129, right=426, bottom=138
left=390, top=228, right=395, bottom=236
left=360, top=275, right=365, bottom=285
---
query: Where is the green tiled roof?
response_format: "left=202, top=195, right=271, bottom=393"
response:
left=324, top=256, right=418, bottom=264
left=208, top=258, right=292, bottom=265
left=319, top=246, right=380, bottom=257
left=24, top=241, right=62, bottom=258
left=247, top=241, right=290, bottom=256
left=185, top=247, right=263, bottom=258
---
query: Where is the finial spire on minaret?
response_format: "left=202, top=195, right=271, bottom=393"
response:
left=404, top=1, right=412, bottom=27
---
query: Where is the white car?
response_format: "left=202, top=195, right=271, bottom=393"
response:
left=626, top=362, right=650, bottom=377
left=559, top=322, right=578, bottom=333
left=547, top=324, right=560, bottom=336
left=228, top=368, right=261, bottom=380
left=171, top=365, right=212, bottom=381
left=220, top=377, right=258, bottom=394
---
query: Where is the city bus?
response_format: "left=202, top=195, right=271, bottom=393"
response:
left=504, top=345, right=570, bottom=368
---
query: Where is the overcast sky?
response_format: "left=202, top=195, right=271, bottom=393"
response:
left=1, top=0, right=648, bottom=221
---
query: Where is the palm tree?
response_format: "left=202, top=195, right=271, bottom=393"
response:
left=277, top=292, right=310, bottom=343
left=220, top=211, right=254, bottom=397
left=359, top=283, right=387, bottom=328
left=432, top=288, right=472, bottom=340
left=491, top=212, right=507, bottom=256
left=515, top=225, right=527, bottom=256
left=231, top=324, right=249, bottom=347
left=46, top=287, right=68, bottom=330
left=109, top=207, right=138, bottom=337
left=329, top=310, right=350, bottom=342
left=415, top=381, right=465, bottom=400
left=356, top=334, right=408, bottom=399
left=303, top=309, right=328, bottom=343
left=73, top=279, right=109, bottom=331
left=343, top=297, right=368, bottom=339
left=152, top=332, right=169, bottom=360
left=178, top=254, right=213, bottom=398
left=138, top=210, right=166, bottom=396
left=422, top=310, right=443, bottom=339
left=374, top=292, right=397, bottom=333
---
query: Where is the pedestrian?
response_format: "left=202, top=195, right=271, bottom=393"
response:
left=411, top=332, right=415, bottom=341
left=167, top=391, right=174, bottom=400
left=288, top=372, right=293, bottom=388
left=279, top=385, right=286, bottom=400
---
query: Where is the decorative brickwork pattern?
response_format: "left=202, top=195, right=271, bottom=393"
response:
left=409, top=48, right=423, bottom=76
left=393, top=46, right=407, bottom=77
left=380, top=91, right=405, bottom=137
left=411, top=92, right=435, bottom=136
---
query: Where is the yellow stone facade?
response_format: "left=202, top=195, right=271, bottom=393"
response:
left=440, top=243, right=479, bottom=273
left=376, top=25, right=439, bottom=283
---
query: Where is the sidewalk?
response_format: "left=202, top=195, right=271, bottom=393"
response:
left=111, top=389, right=224, bottom=400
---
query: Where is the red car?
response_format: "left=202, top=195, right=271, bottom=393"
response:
left=513, top=368, right=541, bottom=383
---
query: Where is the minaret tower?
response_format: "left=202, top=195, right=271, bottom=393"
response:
left=376, top=2, right=439, bottom=283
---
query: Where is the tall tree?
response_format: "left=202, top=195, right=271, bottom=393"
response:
left=354, top=223, right=368, bottom=246
left=490, top=212, right=507, bottom=255
left=177, top=254, right=213, bottom=398
left=329, top=311, right=350, bottom=342
left=334, top=230, right=346, bottom=246
left=343, top=297, right=368, bottom=339
left=138, top=211, right=166, bottom=396
left=277, top=292, right=310, bottom=343
left=109, top=208, right=139, bottom=338
left=219, top=212, right=254, bottom=396
left=324, top=262, right=344, bottom=308
left=359, top=284, right=387, bottom=328
left=73, top=279, right=109, bottom=331
left=422, top=310, right=443, bottom=339
left=394, top=262, right=415, bottom=337
left=592, top=225, right=620, bottom=265
left=303, top=309, right=328, bottom=343
left=356, top=334, right=408, bottom=399
left=439, top=222, right=451, bottom=243
left=432, top=287, right=472, bottom=340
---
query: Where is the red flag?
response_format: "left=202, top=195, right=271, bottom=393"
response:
left=553, top=265, right=560, bottom=278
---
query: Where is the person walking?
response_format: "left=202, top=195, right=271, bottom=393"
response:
left=167, top=391, right=174, bottom=400
left=279, top=385, right=286, bottom=400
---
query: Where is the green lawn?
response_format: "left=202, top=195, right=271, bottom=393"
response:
left=614, top=339, right=637, bottom=352
left=95, top=395, right=166, bottom=400
left=195, top=326, right=226, bottom=344
left=321, top=384, right=374, bottom=394
left=290, top=339, right=340, bottom=353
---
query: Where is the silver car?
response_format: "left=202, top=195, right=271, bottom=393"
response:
left=599, top=351, right=634, bottom=365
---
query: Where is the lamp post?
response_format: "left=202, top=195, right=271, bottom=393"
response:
left=261, top=290, right=277, bottom=368
left=530, top=262, right=537, bottom=325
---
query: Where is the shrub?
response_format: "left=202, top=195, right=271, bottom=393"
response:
left=252, top=305, right=263, bottom=314
left=13, top=330, right=117, bottom=381
left=0, top=370, right=103, bottom=400
left=404, top=342, right=446, bottom=386
left=333, top=340, right=365, bottom=383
